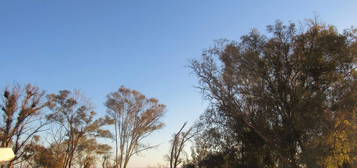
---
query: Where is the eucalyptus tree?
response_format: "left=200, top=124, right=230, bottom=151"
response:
left=106, top=86, right=165, bottom=168
left=0, top=84, right=50, bottom=168
left=47, top=90, right=113, bottom=168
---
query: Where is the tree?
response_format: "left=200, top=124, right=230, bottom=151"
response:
left=190, top=20, right=357, bottom=168
left=181, top=163, right=195, bottom=168
left=322, top=116, right=357, bottom=168
left=101, top=154, right=115, bottom=168
left=168, top=122, right=194, bottom=168
left=22, top=139, right=64, bottom=168
left=105, top=86, right=166, bottom=168
left=0, top=84, right=50, bottom=168
left=75, top=137, right=112, bottom=168
left=47, top=90, right=113, bottom=168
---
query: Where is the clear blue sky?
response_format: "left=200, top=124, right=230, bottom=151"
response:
left=1, top=0, right=357, bottom=167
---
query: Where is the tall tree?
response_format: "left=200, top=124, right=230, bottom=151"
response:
left=106, top=86, right=165, bottom=168
left=190, top=20, right=357, bottom=168
left=47, top=90, right=113, bottom=168
left=0, top=84, right=50, bottom=168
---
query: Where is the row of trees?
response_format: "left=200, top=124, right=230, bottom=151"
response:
left=0, top=85, right=166, bottom=168
left=183, top=20, right=357, bottom=168
left=2, top=19, right=357, bottom=168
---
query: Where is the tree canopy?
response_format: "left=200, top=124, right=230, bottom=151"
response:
left=190, top=20, right=357, bottom=168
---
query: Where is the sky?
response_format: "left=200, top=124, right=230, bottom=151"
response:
left=1, top=0, right=357, bottom=167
